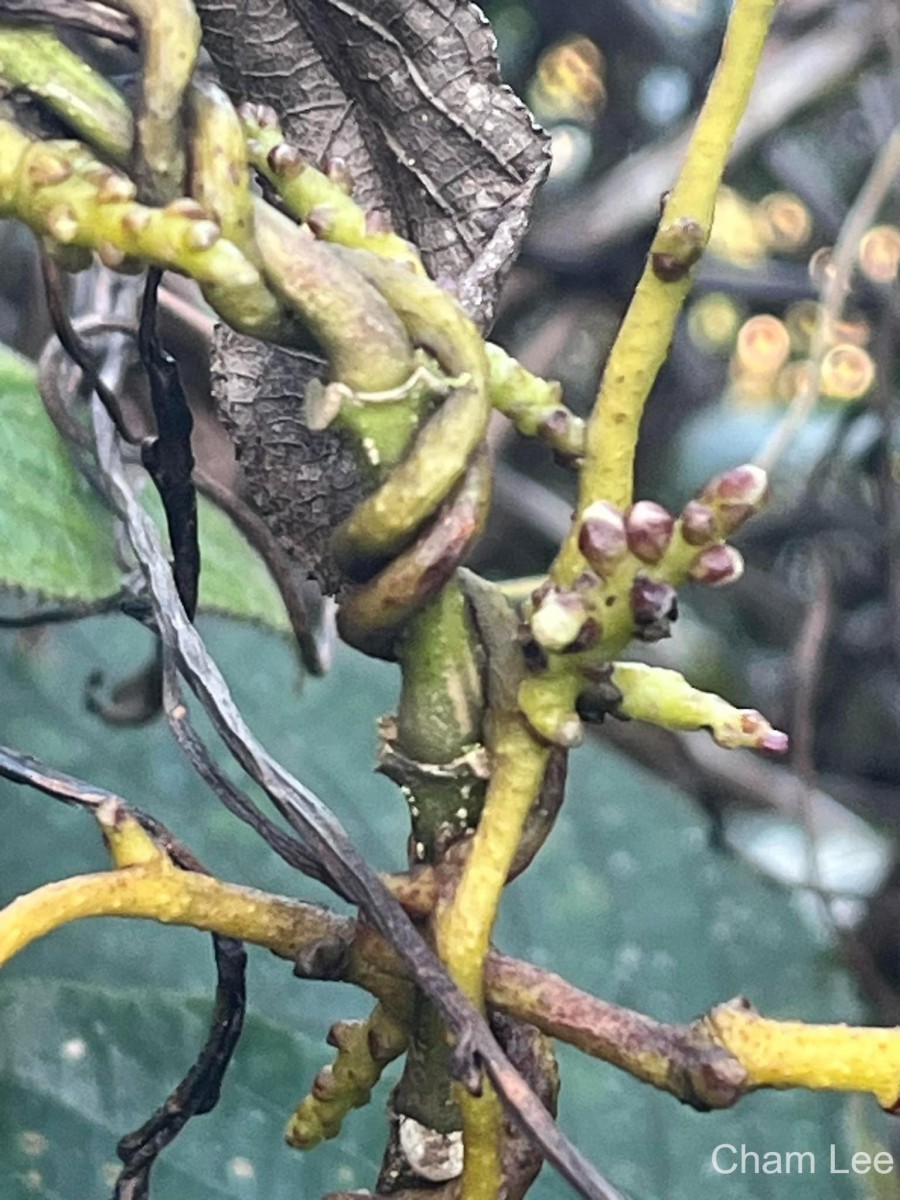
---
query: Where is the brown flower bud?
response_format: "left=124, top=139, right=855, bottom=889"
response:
left=307, top=205, right=337, bottom=238
left=238, top=101, right=280, bottom=130
left=651, top=217, right=705, bottom=282
left=166, top=197, right=207, bottom=220
left=122, top=207, right=151, bottom=235
left=530, top=579, right=555, bottom=607
left=689, top=544, right=744, bottom=586
left=267, top=142, right=304, bottom=179
left=561, top=617, right=601, bottom=653
left=312, top=1065, right=336, bottom=1100
left=184, top=220, right=221, bottom=252
left=27, top=149, right=72, bottom=187
left=630, top=576, right=678, bottom=642
left=325, top=157, right=354, bottom=193
left=578, top=501, right=628, bottom=572
left=576, top=664, right=623, bottom=723
left=572, top=570, right=602, bottom=593
left=45, top=205, right=78, bottom=244
left=95, top=171, right=136, bottom=205
left=625, top=500, right=674, bottom=563
left=96, top=240, right=125, bottom=270
left=365, top=210, right=394, bottom=235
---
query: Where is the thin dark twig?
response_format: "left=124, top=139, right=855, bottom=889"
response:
left=40, top=253, right=137, bottom=445
left=0, top=0, right=137, bottom=44
left=194, top=471, right=325, bottom=675
left=33, top=268, right=245, bottom=1193
left=138, top=269, right=200, bottom=620
left=160, top=655, right=340, bottom=893
left=0, top=741, right=130, bottom=811
left=87, top=396, right=626, bottom=1200
left=0, top=741, right=247, bottom=1200
left=0, top=592, right=125, bottom=627
left=114, top=937, right=247, bottom=1200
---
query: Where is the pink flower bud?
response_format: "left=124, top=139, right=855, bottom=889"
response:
left=625, top=500, right=674, bottom=563
left=738, top=711, right=789, bottom=753
left=700, top=464, right=769, bottom=535
left=578, top=501, right=628, bottom=572
left=689, top=544, right=744, bottom=586
left=680, top=500, right=716, bottom=546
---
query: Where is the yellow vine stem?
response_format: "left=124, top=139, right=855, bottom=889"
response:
left=5, top=810, right=900, bottom=1112
left=554, top=0, right=778, bottom=584
left=0, top=803, right=329, bottom=966
left=434, top=718, right=551, bottom=1200
left=707, top=1001, right=900, bottom=1109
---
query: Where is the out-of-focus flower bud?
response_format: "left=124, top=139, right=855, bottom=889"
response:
left=689, top=544, right=744, bottom=586
left=735, top=314, right=790, bottom=375
left=699, top=464, right=768, bottom=535
left=680, top=500, right=716, bottom=546
left=820, top=344, right=875, bottom=401
left=858, top=225, right=900, bottom=285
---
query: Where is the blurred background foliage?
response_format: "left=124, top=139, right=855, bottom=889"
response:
left=3, top=0, right=900, bottom=1195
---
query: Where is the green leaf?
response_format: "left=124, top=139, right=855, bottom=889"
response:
left=0, top=345, right=289, bottom=631
left=0, top=979, right=381, bottom=1200
left=0, top=346, right=121, bottom=602
left=0, top=618, right=871, bottom=1199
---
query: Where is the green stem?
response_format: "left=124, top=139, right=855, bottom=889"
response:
left=0, top=27, right=133, bottom=166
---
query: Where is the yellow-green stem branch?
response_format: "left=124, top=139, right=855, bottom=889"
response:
left=434, top=718, right=550, bottom=1200
left=5, top=844, right=900, bottom=1111
left=555, top=0, right=777, bottom=583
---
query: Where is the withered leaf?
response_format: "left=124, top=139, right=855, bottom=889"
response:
left=197, top=0, right=548, bottom=322
left=196, top=0, right=549, bottom=586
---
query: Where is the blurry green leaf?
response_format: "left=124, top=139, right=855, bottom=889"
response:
left=0, top=345, right=289, bottom=631
left=0, top=979, right=379, bottom=1200
left=0, top=618, right=870, bottom=1199
left=0, top=346, right=121, bottom=602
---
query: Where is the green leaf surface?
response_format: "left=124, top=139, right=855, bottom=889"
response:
left=0, top=617, right=870, bottom=1199
left=0, top=345, right=289, bottom=630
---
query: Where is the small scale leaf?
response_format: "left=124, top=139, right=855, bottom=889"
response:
left=0, top=345, right=290, bottom=631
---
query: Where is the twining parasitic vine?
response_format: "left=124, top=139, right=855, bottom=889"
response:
left=1, top=2, right=896, bottom=1200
